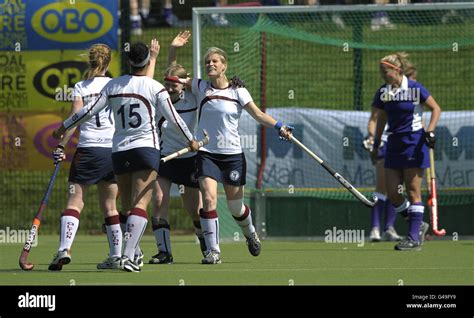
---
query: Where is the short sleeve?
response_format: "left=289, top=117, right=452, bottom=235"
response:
left=192, top=78, right=202, bottom=95
left=73, top=82, right=82, bottom=98
left=372, top=87, right=384, bottom=109
left=417, top=83, right=431, bottom=104
left=237, top=87, right=253, bottom=107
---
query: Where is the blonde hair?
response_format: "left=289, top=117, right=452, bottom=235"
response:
left=164, top=64, right=188, bottom=79
left=404, top=63, right=417, bottom=80
left=380, top=52, right=411, bottom=74
left=83, top=44, right=111, bottom=80
left=204, top=47, right=228, bottom=65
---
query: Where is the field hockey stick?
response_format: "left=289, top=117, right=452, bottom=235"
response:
left=19, top=163, right=61, bottom=270
left=427, top=149, right=446, bottom=236
left=290, top=135, right=378, bottom=208
left=161, top=129, right=209, bottom=163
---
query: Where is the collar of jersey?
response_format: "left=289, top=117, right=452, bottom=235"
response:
left=388, top=75, right=408, bottom=96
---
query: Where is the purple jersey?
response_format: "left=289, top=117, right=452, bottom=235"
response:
left=372, top=76, right=430, bottom=134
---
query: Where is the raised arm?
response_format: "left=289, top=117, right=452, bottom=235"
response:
left=146, top=38, right=160, bottom=79
left=167, top=30, right=191, bottom=66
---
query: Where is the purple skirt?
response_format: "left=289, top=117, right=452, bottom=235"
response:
left=384, top=130, right=430, bottom=169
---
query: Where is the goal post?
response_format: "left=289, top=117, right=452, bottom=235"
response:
left=192, top=3, right=474, bottom=237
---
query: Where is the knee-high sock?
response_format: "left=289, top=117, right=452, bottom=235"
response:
left=59, top=209, right=80, bottom=251
left=152, top=218, right=171, bottom=254
left=200, top=209, right=220, bottom=253
left=122, top=208, right=148, bottom=260
left=104, top=215, right=122, bottom=258
left=384, top=199, right=397, bottom=230
left=120, top=212, right=142, bottom=258
left=408, top=203, right=424, bottom=241
left=229, top=202, right=255, bottom=238
left=371, top=192, right=385, bottom=229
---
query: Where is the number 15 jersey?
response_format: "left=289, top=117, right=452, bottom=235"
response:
left=64, top=75, right=194, bottom=153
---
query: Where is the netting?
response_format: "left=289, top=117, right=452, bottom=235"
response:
left=195, top=5, right=474, bottom=110
left=194, top=4, right=474, bottom=204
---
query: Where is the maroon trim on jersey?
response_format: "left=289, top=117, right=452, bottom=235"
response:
left=65, top=93, right=104, bottom=129
left=158, top=88, right=167, bottom=94
left=177, top=107, right=197, bottom=114
left=166, top=98, right=191, bottom=142
left=197, top=79, right=202, bottom=90
left=198, top=95, right=240, bottom=123
left=81, top=93, right=101, bottom=102
left=109, top=93, right=157, bottom=148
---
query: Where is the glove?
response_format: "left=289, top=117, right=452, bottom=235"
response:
left=425, top=131, right=436, bottom=148
left=230, top=75, right=245, bottom=88
left=362, top=136, right=374, bottom=152
left=274, top=121, right=294, bottom=142
left=52, top=145, right=66, bottom=165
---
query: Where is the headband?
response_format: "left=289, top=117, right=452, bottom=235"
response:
left=380, top=61, right=401, bottom=72
left=129, top=50, right=150, bottom=68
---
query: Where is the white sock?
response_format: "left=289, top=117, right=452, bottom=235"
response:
left=228, top=201, right=255, bottom=238
left=59, top=209, right=80, bottom=251
left=122, top=208, right=148, bottom=260
left=104, top=214, right=122, bottom=258
left=200, top=209, right=220, bottom=253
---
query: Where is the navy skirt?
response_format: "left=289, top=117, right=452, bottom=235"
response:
left=69, top=147, right=115, bottom=185
left=159, top=155, right=199, bottom=188
left=112, top=147, right=160, bottom=175
left=384, top=130, right=430, bottom=169
left=196, top=151, right=246, bottom=186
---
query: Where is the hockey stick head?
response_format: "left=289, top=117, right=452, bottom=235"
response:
left=364, top=194, right=378, bottom=208
left=433, top=228, right=446, bottom=236
left=19, top=250, right=34, bottom=271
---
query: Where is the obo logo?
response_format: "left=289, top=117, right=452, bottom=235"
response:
left=31, top=2, right=113, bottom=42
left=33, top=62, right=112, bottom=100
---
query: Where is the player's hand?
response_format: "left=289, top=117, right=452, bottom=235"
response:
left=171, top=30, right=191, bottom=48
left=362, top=136, right=374, bottom=152
left=52, top=145, right=66, bottom=165
left=149, top=38, right=160, bottom=60
left=279, top=124, right=294, bottom=142
left=425, top=131, right=436, bottom=148
left=52, top=124, right=66, bottom=140
left=188, top=139, right=200, bottom=152
left=230, top=75, right=245, bottom=88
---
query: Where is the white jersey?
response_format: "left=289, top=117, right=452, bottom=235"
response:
left=192, top=78, right=252, bottom=155
left=73, top=77, right=113, bottom=148
left=158, top=90, right=198, bottom=158
left=64, top=75, right=193, bottom=153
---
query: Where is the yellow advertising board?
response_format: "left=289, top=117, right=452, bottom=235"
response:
left=0, top=50, right=120, bottom=112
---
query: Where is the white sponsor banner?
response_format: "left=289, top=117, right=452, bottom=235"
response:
left=238, top=109, right=474, bottom=189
